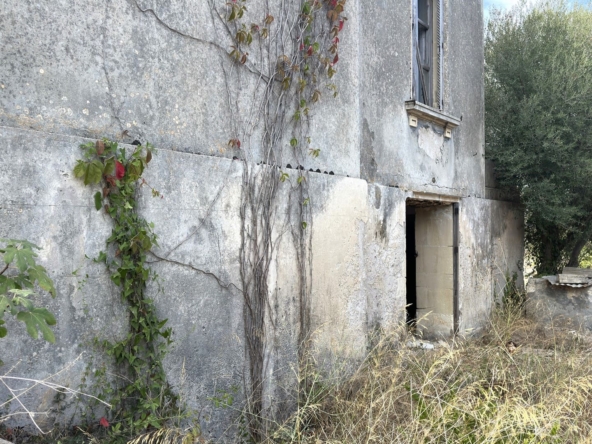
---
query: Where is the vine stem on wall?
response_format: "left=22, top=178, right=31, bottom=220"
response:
left=208, top=0, right=347, bottom=439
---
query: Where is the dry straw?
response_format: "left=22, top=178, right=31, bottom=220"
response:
left=261, top=298, right=592, bottom=443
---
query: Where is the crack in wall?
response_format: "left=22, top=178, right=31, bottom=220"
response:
left=130, top=0, right=269, bottom=80
left=147, top=251, right=241, bottom=292
left=131, top=0, right=227, bottom=52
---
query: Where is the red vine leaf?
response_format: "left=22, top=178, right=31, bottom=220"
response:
left=115, top=161, right=125, bottom=179
left=99, top=417, right=110, bottom=428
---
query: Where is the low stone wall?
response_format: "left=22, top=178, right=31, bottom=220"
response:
left=527, top=278, right=592, bottom=330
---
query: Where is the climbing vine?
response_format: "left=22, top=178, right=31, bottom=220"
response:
left=74, top=139, right=178, bottom=441
left=71, top=0, right=348, bottom=439
left=209, top=0, right=347, bottom=438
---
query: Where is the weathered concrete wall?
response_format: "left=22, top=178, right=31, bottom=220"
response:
left=0, top=0, right=361, bottom=178
left=359, top=0, right=485, bottom=197
left=1, top=0, right=485, bottom=192
left=526, top=278, right=592, bottom=331
left=458, top=197, right=524, bottom=333
left=0, top=127, right=407, bottom=437
left=0, top=0, right=524, bottom=439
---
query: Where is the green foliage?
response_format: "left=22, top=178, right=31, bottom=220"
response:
left=485, top=1, right=592, bottom=273
left=208, top=385, right=239, bottom=409
left=0, top=238, right=57, bottom=346
left=74, top=139, right=179, bottom=441
left=578, top=244, right=592, bottom=268
left=500, top=271, right=525, bottom=311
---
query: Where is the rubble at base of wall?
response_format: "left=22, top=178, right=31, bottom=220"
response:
left=526, top=278, right=592, bottom=331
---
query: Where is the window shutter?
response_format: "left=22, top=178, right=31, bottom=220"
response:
left=413, top=0, right=419, bottom=101
left=435, top=0, right=443, bottom=109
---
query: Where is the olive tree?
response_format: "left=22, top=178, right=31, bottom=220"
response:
left=485, top=0, right=592, bottom=274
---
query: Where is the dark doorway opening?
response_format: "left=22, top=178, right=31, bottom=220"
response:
left=405, top=199, right=459, bottom=337
left=406, top=206, right=417, bottom=324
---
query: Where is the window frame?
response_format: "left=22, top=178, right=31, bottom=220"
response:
left=413, top=0, right=443, bottom=110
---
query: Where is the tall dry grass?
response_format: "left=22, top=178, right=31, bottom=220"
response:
left=265, top=301, right=592, bottom=443
left=12, top=292, right=592, bottom=444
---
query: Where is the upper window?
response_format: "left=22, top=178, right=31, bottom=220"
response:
left=413, top=0, right=443, bottom=109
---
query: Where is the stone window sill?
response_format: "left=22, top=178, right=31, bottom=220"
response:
left=405, top=100, right=461, bottom=138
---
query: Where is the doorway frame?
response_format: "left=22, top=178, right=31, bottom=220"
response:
left=405, top=192, right=460, bottom=336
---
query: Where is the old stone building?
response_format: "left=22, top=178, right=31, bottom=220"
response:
left=0, top=0, right=522, bottom=438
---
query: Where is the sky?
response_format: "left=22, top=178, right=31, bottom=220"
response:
left=484, top=0, right=580, bottom=20
left=484, top=0, right=523, bottom=9
left=483, top=0, right=529, bottom=21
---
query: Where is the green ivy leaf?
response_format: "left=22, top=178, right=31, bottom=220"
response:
left=127, top=160, right=144, bottom=181
left=3, top=246, right=17, bottom=265
left=13, top=292, right=34, bottom=311
left=0, top=277, right=16, bottom=296
left=290, top=138, right=298, bottom=147
left=73, top=160, right=88, bottom=179
left=309, top=148, right=321, bottom=158
left=28, top=265, right=56, bottom=297
left=16, top=308, right=56, bottom=343
left=94, top=192, right=102, bottom=211
left=79, top=160, right=104, bottom=185
left=0, top=296, right=12, bottom=319
left=15, top=248, right=36, bottom=272
left=104, top=157, right=115, bottom=176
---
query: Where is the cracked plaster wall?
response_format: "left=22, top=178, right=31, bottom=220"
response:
left=359, top=0, right=485, bottom=196
left=0, top=128, right=408, bottom=439
left=0, top=0, right=361, bottom=178
left=0, top=0, right=523, bottom=439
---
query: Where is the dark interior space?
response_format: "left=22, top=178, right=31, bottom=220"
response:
left=406, top=206, right=417, bottom=324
